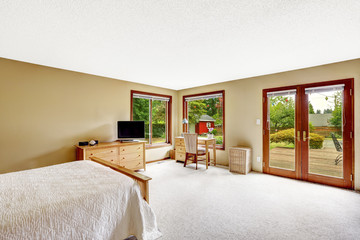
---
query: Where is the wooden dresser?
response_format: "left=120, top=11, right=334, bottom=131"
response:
left=175, top=137, right=186, bottom=162
left=76, top=141, right=146, bottom=171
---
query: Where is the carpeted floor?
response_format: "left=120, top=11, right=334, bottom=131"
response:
left=144, top=160, right=360, bottom=240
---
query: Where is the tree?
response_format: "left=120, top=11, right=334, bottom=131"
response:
left=204, top=98, right=223, bottom=126
left=269, top=96, right=295, bottom=129
left=329, top=91, right=342, bottom=127
left=309, top=102, right=315, bottom=114
left=203, top=98, right=218, bottom=117
left=132, top=98, right=150, bottom=140
left=133, top=98, right=149, bottom=122
left=187, top=100, right=207, bottom=124
left=309, top=122, right=315, bottom=132
left=323, top=108, right=333, bottom=114
left=152, top=100, right=166, bottom=124
left=316, top=109, right=321, bottom=114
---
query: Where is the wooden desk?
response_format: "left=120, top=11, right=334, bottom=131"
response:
left=175, top=137, right=216, bottom=169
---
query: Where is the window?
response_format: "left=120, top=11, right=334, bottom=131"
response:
left=183, top=90, right=225, bottom=149
left=131, top=90, right=172, bottom=146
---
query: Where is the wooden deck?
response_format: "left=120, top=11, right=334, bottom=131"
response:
left=270, top=147, right=343, bottom=178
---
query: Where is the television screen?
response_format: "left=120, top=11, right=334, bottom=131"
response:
left=117, top=121, right=145, bottom=139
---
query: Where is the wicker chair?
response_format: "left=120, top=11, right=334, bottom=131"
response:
left=183, top=133, right=208, bottom=170
left=331, top=133, right=343, bottom=165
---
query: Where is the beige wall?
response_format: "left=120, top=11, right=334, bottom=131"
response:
left=177, top=59, right=360, bottom=190
left=1, top=57, right=359, bottom=190
left=0, top=58, right=177, bottom=173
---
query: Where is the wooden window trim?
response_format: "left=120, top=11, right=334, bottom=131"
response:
left=131, top=90, right=172, bottom=148
left=183, top=90, right=225, bottom=150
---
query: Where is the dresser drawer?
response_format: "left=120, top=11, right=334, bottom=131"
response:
left=119, top=159, right=143, bottom=170
left=175, top=152, right=186, bottom=161
left=175, top=138, right=185, bottom=147
left=101, top=157, right=119, bottom=164
left=176, top=146, right=186, bottom=153
left=119, top=152, right=143, bottom=162
left=119, top=144, right=143, bottom=154
left=85, top=147, right=117, bottom=159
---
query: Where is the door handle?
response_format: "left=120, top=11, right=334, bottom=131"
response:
left=297, top=131, right=301, bottom=141
left=303, top=131, right=307, bottom=142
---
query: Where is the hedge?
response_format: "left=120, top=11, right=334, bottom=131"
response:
left=215, top=136, right=223, bottom=144
left=152, top=123, right=166, bottom=138
left=270, top=128, right=324, bottom=149
left=270, top=129, right=295, bottom=144
left=309, top=133, right=324, bottom=149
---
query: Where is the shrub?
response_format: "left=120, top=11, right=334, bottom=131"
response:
left=270, top=128, right=295, bottom=144
left=152, top=123, right=165, bottom=137
left=215, top=136, right=223, bottom=144
left=309, top=133, right=324, bottom=149
left=270, top=128, right=324, bottom=149
left=309, top=122, right=315, bottom=133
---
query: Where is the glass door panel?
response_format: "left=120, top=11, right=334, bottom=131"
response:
left=268, top=92, right=296, bottom=171
left=306, top=86, right=344, bottom=178
left=264, top=79, right=353, bottom=189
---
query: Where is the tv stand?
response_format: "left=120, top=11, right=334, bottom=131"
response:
left=76, top=141, right=146, bottom=170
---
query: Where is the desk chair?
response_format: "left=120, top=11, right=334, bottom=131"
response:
left=331, top=132, right=343, bottom=165
left=183, top=133, right=208, bottom=170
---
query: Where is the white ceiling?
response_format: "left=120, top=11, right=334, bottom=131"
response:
left=1, top=1, right=360, bottom=90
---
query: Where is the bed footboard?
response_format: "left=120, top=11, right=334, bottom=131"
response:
left=89, top=157, right=151, bottom=203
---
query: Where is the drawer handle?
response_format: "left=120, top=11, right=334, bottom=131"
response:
left=111, top=150, right=113, bottom=153
left=90, top=153, right=93, bottom=156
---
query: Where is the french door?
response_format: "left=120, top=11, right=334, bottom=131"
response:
left=263, top=79, right=354, bottom=189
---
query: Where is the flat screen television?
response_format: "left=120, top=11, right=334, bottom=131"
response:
left=117, top=121, right=145, bottom=140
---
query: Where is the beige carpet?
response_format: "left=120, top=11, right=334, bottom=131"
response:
left=144, top=160, right=360, bottom=240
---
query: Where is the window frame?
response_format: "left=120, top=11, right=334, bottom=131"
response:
left=131, top=90, right=172, bottom=149
left=183, top=90, right=225, bottom=150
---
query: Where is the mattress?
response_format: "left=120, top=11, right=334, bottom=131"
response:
left=0, top=160, right=161, bottom=240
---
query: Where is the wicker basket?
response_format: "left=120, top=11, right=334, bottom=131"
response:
left=229, top=146, right=251, bottom=174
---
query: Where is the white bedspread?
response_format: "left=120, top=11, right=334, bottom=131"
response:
left=0, top=160, right=161, bottom=240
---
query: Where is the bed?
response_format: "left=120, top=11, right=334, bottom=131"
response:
left=0, top=157, right=162, bottom=240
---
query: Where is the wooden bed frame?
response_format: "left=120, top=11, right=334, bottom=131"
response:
left=89, top=157, right=151, bottom=203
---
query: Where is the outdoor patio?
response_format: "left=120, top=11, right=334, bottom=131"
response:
left=270, top=139, right=343, bottom=178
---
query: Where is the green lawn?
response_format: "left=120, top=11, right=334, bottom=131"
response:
left=152, top=137, right=166, bottom=144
